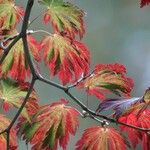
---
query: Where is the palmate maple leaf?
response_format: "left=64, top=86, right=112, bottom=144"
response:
left=0, top=78, right=39, bottom=121
left=119, top=110, right=150, bottom=150
left=0, top=114, right=17, bottom=150
left=0, top=34, right=41, bottom=81
left=140, top=0, right=150, bottom=7
left=41, top=34, right=90, bottom=85
left=76, top=126, right=129, bottom=150
left=17, top=99, right=79, bottom=150
left=78, top=63, right=133, bottom=100
left=39, top=0, right=85, bottom=38
left=0, top=0, right=24, bottom=32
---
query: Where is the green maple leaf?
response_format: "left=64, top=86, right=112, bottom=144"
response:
left=39, top=0, right=85, bottom=38
left=0, top=78, right=38, bottom=122
left=0, top=0, right=24, bottom=30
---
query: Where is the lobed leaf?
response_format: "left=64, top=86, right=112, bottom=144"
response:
left=0, top=0, right=24, bottom=32
left=0, top=78, right=39, bottom=121
left=119, top=110, right=150, bottom=150
left=0, top=114, right=17, bottom=150
left=41, top=34, right=90, bottom=85
left=17, top=99, right=79, bottom=150
left=39, top=0, right=85, bottom=38
left=76, top=126, right=129, bottom=150
left=78, top=63, right=134, bottom=100
left=0, top=33, right=41, bottom=81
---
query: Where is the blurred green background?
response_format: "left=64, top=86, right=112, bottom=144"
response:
left=14, top=0, right=150, bottom=149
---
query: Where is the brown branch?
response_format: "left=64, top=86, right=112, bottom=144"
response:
left=37, top=74, right=150, bottom=133
left=64, top=90, right=150, bottom=133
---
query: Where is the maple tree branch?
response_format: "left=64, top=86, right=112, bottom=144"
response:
left=21, top=0, right=34, bottom=36
left=0, top=0, right=36, bottom=149
left=64, top=90, right=150, bottom=133
left=6, top=131, right=10, bottom=150
left=36, top=74, right=150, bottom=133
left=37, top=75, right=67, bottom=91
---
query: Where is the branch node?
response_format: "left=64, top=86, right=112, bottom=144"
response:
left=82, top=110, right=89, bottom=118
left=101, top=120, right=109, bottom=127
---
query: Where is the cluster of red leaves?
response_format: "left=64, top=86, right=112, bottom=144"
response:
left=78, top=63, right=134, bottom=100
left=76, top=126, right=129, bottom=150
left=0, top=114, right=17, bottom=150
left=140, top=0, right=150, bottom=7
left=17, top=99, right=79, bottom=150
left=119, top=110, right=150, bottom=150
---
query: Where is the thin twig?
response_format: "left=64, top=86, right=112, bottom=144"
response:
left=37, top=75, right=67, bottom=91
left=28, top=10, right=47, bottom=28
left=67, top=71, right=94, bottom=89
left=31, top=29, right=53, bottom=36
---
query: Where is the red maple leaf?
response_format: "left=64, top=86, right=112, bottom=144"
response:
left=76, top=126, right=129, bottom=150
left=119, top=110, right=150, bottom=149
left=0, top=34, right=41, bottom=81
left=78, top=63, right=133, bottom=100
left=17, top=99, right=79, bottom=150
left=41, top=34, right=90, bottom=85
left=140, top=0, right=150, bottom=7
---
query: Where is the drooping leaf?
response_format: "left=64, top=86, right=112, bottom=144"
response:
left=140, top=0, right=150, bottom=7
left=119, top=110, right=150, bottom=150
left=41, top=34, right=90, bottom=85
left=78, top=63, right=133, bottom=100
left=0, top=78, right=39, bottom=121
left=39, top=0, right=85, bottom=38
left=0, top=0, right=24, bottom=32
left=17, top=99, right=79, bottom=150
left=0, top=34, right=41, bottom=81
left=76, top=126, right=129, bottom=150
left=96, top=97, right=142, bottom=118
left=0, top=114, right=17, bottom=150
left=97, top=87, right=150, bottom=118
